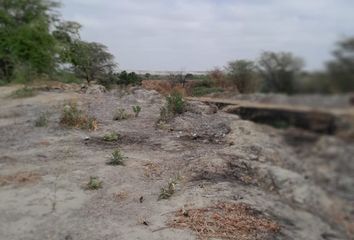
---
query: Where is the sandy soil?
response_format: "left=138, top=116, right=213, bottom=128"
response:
left=0, top=85, right=353, bottom=240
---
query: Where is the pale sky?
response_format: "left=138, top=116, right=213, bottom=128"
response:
left=61, top=0, right=354, bottom=71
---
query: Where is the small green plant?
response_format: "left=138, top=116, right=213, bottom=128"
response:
left=132, top=105, right=142, bottom=117
left=158, top=178, right=178, bottom=200
left=158, top=91, right=185, bottom=123
left=166, top=91, right=185, bottom=114
left=86, top=176, right=102, bottom=190
left=103, top=132, right=120, bottom=142
left=113, top=108, right=129, bottom=121
left=107, top=149, right=125, bottom=166
left=35, top=112, right=49, bottom=127
left=10, top=87, right=37, bottom=98
left=60, top=102, right=98, bottom=131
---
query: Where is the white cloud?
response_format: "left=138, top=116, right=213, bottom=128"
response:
left=61, top=0, right=354, bottom=71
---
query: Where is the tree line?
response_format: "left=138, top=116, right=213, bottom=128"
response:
left=209, top=38, right=354, bottom=94
left=0, top=0, right=353, bottom=94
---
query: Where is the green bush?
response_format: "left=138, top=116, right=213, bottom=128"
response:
left=158, top=91, right=185, bottom=123
left=117, top=71, right=142, bottom=86
left=194, top=79, right=214, bottom=88
left=192, top=86, right=224, bottom=96
left=103, top=132, right=120, bottom=142
left=132, top=105, right=142, bottom=117
left=226, top=60, right=260, bottom=93
left=166, top=91, right=185, bottom=115
left=10, top=87, right=37, bottom=98
left=86, top=176, right=102, bottom=190
left=107, top=149, right=125, bottom=166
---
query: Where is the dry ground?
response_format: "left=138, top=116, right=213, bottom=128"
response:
left=0, top=84, right=353, bottom=240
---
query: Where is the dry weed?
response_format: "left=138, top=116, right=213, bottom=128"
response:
left=0, top=171, right=41, bottom=187
left=60, top=102, right=98, bottom=131
left=143, top=162, right=162, bottom=179
left=113, top=191, right=129, bottom=202
left=169, top=202, right=280, bottom=240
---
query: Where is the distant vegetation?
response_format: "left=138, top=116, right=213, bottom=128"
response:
left=182, top=39, right=354, bottom=95
left=0, top=0, right=353, bottom=94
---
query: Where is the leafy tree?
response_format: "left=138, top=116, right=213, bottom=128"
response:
left=258, top=52, right=304, bottom=94
left=117, top=71, right=141, bottom=85
left=128, top=72, right=141, bottom=85
left=327, top=37, right=354, bottom=93
left=70, top=41, right=117, bottom=84
left=118, top=71, right=129, bottom=85
left=226, top=60, right=259, bottom=93
left=296, top=71, right=331, bottom=94
left=168, top=73, right=193, bottom=87
left=144, top=73, right=151, bottom=79
left=53, top=21, right=82, bottom=63
left=0, top=0, right=59, bottom=82
left=209, top=68, right=226, bottom=88
left=185, top=73, right=194, bottom=80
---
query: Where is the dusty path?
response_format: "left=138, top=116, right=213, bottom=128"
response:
left=0, top=86, right=353, bottom=240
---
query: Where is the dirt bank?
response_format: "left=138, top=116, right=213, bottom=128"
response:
left=0, top=85, right=353, bottom=240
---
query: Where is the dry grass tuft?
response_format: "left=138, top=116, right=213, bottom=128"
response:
left=113, top=191, right=129, bottom=202
left=60, top=102, right=98, bottom=131
left=169, top=202, right=280, bottom=240
left=143, top=162, right=162, bottom=179
left=0, top=171, right=42, bottom=187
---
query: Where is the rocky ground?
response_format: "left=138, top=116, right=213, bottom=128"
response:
left=0, top=84, right=353, bottom=240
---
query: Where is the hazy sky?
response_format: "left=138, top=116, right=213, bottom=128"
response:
left=61, top=0, right=354, bottom=71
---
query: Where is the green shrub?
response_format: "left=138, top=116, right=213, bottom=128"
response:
left=107, top=149, right=125, bottom=166
left=225, top=60, right=260, bottom=93
left=158, top=179, right=177, bottom=200
left=166, top=91, right=185, bottom=115
left=11, top=64, right=38, bottom=84
left=117, top=71, right=142, bottom=86
left=192, top=86, right=224, bottom=96
left=158, top=91, right=185, bottom=123
left=194, top=79, right=213, bottom=88
left=86, top=176, right=102, bottom=190
left=35, top=112, right=49, bottom=127
left=10, top=87, right=37, bottom=98
left=103, top=132, right=120, bottom=142
left=132, top=105, right=141, bottom=117
left=60, top=103, right=97, bottom=131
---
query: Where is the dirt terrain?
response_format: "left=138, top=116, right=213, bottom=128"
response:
left=0, top=84, right=353, bottom=240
